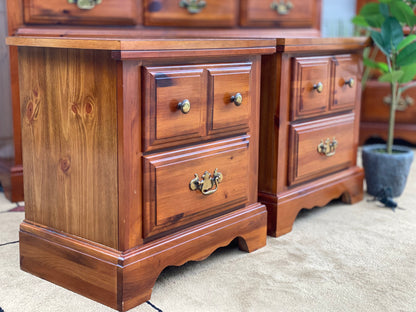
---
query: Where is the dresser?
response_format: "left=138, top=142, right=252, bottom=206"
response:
left=258, top=38, right=367, bottom=237
left=7, top=36, right=275, bottom=311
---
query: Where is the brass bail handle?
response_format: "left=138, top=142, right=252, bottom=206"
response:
left=189, top=169, right=223, bottom=195
left=313, top=82, right=324, bottom=93
left=177, top=99, right=191, bottom=114
left=230, top=93, right=243, bottom=106
left=68, top=0, right=102, bottom=10
left=179, top=0, right=206, bottom=14
left=317, top=137, right=338, bottom=157
left=270, top=0, right=294, bottom=15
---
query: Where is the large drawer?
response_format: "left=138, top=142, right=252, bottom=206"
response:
left=23, top=0, right=138, bottom=25
left=142, top=136, right=250, bottom=238
left=241, top=0, right=316, bottom=27
left=288, top=114, right=355, bottom=186
left=144, top=0, right=238, bottom=27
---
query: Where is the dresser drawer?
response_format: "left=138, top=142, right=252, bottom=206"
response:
left=331, top=54, right=359, bottom=111
left=241, top=0, right=315, bottom=27
left=291, top=56, right=331, bottom=120
left=23, top=0, right=138, bottom=25
left=288, top=114, right=355, bottom=186
left=143, top=136, right=250, bottom=238
left=144, top=0, right=238, bottom=27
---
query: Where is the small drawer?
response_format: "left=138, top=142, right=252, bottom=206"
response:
left=241, top=0, right=315, bottom=27
left=23, top=0, right=138, bottom=25
left=288, top=114, right=355, bottom=186
left=143, top=65, right=207, bottom=151
left=208, top=63, right=252, bottom=134
left=142, top=136, right=250, bottom=238
left=144, top=0, right=238, bottom=27
left=331, top=54, right=359, bottom=111
left=291, top=56, right=331, bottom=120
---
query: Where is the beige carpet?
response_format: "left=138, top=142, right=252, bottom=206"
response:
left=1, top=152, right=415, bottom=312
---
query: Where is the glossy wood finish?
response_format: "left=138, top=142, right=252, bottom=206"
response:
left=11, top=37, right=274, bottom=310
left=144, top=0, right=238, bottom=27
left=258, top=38, right=366, bottom=237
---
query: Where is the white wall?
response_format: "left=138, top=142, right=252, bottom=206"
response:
left=321, top=0, right=357, bottom=37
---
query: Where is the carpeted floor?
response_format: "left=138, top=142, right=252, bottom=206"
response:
left=1, top=152, right=415, bottom=312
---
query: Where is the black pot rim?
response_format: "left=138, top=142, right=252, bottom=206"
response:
left=362, top=144, right=414, bottom=155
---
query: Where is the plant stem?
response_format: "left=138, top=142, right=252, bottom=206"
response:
left=399, top=81, right=416, bottom=93
left=387, top=81, right=397, bottom=154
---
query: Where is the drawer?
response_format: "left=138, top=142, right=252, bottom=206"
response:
left=361, top=81, right=416, bottom=124
left=241, top=0, right=315, bottom=27
left=331, top=54, right=359, bottom=111
left=143, top=65, right=207, bottom=151
left=291, top=56, right=331, bottom=120
left=142, top=136, right=250, bottom=238
left=288, top=114, right=355, bottom=186
left=208, top=63, right=251, bottom=134
left=23, top=0, right=138, bottom=25
left=144, top=0, right=238, bottom=27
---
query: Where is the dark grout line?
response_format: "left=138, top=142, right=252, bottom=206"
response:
left=146, top=301, right=163, bottom=312
left=0, top=241, right=19, bottom=247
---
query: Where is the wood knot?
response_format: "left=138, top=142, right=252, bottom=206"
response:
left=59, top=157, right=71, bottom=174
left=71, top=104, right=79, bottom=115
left=25, top=93, right=40, bottom=123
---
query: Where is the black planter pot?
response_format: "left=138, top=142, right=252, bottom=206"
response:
left=362, top=144, right=414, bottom=197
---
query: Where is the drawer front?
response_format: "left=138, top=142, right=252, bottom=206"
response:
left=143, top=65, right=207, bottom=151
left=241, top=0, right=315, bottom=27
left=143, top=136, right=250, bottom=238
left=208, top=64, right=251, bottom=134
left=331, top=54, right=359, bottom=111
left=144, top=0, right=238, bottom=27
left=23, top=0, right=138, bottom=25
left=288, top=114, right=355, bottom=186
left=291, top=56, right=331, bottom=120
left=361, top=81, right=416, bottom=124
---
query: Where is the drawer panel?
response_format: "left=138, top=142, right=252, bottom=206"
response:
left=241, top=0, right=315, bottom=27
left=208, top=64, right=251, bottom=133
left=143, top=65, right=207, bottom=150
left=331, top=54, right=359, bottom=111
left=24, top=0, right=138, bottom=25
left=288, top=114, right=355, bottom=186
left=144, top=0, right=238, bottom=27
left=291, top=56, right=331, bottom=120
left=143, top=136, right=250, bottom=238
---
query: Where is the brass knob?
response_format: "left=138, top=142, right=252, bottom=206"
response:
left=179, top=0, right=206, bottom=14
left=344, top=78, right=355, bottom=88
left=270, top=0, right=293, bottom=15
left=230, top=93, right=243, bottom=106
left=313, top=82, right=324, bottom=93
left=67, top=0, right=102, bottom=10
left=177, top=99, right=191, bottom=114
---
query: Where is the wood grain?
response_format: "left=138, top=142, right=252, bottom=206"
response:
left=19, top=47, right=119, bottom=248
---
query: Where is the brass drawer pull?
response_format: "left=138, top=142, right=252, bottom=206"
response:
left=189, top=169, right=223, bottom=195
left=313, top=82, right=324, bottom=93
left=67, top=0, right=102, bottom=10
left=383, top=95, right=414, bottom=111
left=230, top=93, right=243, bottom=106
left=344, top=78, right=355, bottom=88
left=270, top=0, right=293, bottom=15
left=179, top=0, right=206, bottom=14
left=177, top=99, right=191, bottom=114
left=317, top=137, right=337, bottom=157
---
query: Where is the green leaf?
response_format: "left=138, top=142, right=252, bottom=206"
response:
left=382, top=17, right=404, bottom=51
left=396, top=42, right=416, bottom=66
left=363, top=57, right=389, bottom=73
left=379, top=3, right=390, bottom=17
left=371, top=31, right=390, bottom=56
left=397, top=34, right=416, bottom=51
left=359, top=3, right=385, bottom=28
left=389, top=1, right=416, bottom=28
left=398, top=63, right=416, bottom=83
left=378, top=70, right=404, bottom=83
left=352, top=15, right=369, bottom=27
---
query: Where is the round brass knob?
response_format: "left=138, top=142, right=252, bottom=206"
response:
left=231, top=93, right=243, bottom=106
left=177, top=99, right=191, bottom=114
left=313, top=82, right=324, bottom=93
left=345, top=78, right=355, bottom=88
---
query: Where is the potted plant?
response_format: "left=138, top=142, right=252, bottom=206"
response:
left=353, top=0, right=414, bottom=199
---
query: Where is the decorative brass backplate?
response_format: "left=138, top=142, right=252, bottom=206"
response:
left=67, top=0, right=102, bottom=10
left=189, top=169, right=223, bottom=195
left=383, top=95, right=414, bottom=111
left=317, top=137, right=337, bottom=157
left=179, top=0, right=206, bottom=14
left=270, top=0, right=293, bottom=15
